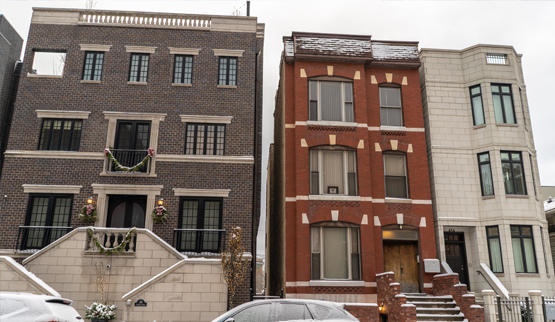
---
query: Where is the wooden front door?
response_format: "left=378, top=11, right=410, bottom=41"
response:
left=384, top=241, right=419, bottom=293
left=444, top=232, right=470, bottom=290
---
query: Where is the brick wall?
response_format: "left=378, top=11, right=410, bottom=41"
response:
left=344, top=304, right=379, bottom=322
left=432, top=273, right=485, bottom=322
left=376, top=272, right=417, bottom=322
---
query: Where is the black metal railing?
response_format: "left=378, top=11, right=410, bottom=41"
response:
left=496, top=295, right=532, bottom=322
left=15, top=226, right=72, bottom=251
left=85, top=228, right=137, bottom=253
left=173, top=229, right=225, bottom=255
left=108, top=149, right=150, bottom=173
left=544, top=296, right=555, bottom=322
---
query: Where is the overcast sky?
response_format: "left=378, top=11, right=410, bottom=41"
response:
left=2, top=0, right=555, bottom=255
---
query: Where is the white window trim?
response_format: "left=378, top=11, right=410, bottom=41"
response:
left=173, top=188, right=230, bottom=198
left=306, top=120, right=358, bottom=128
left=23, top=184, right=82, bottom=194
left=91, top=184, right=163, bottom=231
left=311, top=149, right=357, bottom=196
left=213, top=49, right=244, bottom=57
left=169, top=47, right=200, bottom=55
left=80, top=44, right=112, bottom=52
left=36, top=110, right=91, bottom=119
left=310, top=80, right=353, bottom=123
left=179, top=115, right=233, bottom=124
left=125, top=46, right=157, bottom=53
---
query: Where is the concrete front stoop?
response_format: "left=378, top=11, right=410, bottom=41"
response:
left=406, top=294, right=465, bottom=322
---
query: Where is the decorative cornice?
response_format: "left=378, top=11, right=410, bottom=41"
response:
left=23, top=184, right=82, bottom=194
left=79, top=44, right=112, bottom=51
left=168, top=47, right=201, bottom=55
left=125, top=45, right=157, bottom=53
left=179, top=115, right=233, bottom=124
left=213, top=49, right=244, bottom=57
left=36, top=110, right=91, bottom=119
left=173, top=188, right=230, bottom=197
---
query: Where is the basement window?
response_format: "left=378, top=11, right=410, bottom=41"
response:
left=30, top=51, right=67, bottom=76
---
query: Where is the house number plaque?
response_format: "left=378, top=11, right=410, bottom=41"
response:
left=135, top=299, right=147, bottom=307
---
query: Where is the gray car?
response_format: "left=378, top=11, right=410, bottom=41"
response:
left=0, top=292, right=83, bottom=322
left=211, top=299, right=359, bottom=322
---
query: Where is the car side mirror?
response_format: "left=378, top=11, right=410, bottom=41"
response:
left=224, top=318, right=235, bottom=322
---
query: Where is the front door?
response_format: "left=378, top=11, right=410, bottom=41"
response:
left=107, top=195, right=147, bottom=228
left=444, top=232, right=470, bottom=290
left=383, top=241, right=419, bottom=293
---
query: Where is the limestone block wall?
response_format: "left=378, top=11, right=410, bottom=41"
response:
left=0, top=256, right=59, bottom=296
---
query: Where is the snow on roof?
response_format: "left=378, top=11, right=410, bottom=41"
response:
left=371, top=42, right=419, bottom=60
left=544, top=197, right=555, bottom=213
left=294, top=36, right=372, bottom=57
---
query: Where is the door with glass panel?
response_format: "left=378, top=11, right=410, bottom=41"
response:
left=444, top=232, right=469, bottom=290
left=106, top=195, right=146, bottom=228
left=178, top=198, right=222, bottom=253
left=111, top=120, right=151, bottom=172
left=22, top=194, right=73, bottom=250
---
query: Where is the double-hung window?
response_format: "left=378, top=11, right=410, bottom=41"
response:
left=128, top=53, right=149, bottom=82
left=82, top=51, right=104, bottom=81
left=492, top=84, right=516, bottom=124
left=308, top=80, right=354, bottom=122
left=380, top=87, right=403, bottom=126
left=501, top=151, right=526, bottom=195
left=218, top=57, right=237, bottom=86
left=478, top=152, right=494, bottom=196
left=311, top=224, right=361, bottom=280
left=469, top=85, right=485, bottom=126
left=185, top=124, right=225, bottom=155
left=511, top=225, right=537, bottom=273
left=384, top=153, right=408, bottom=198
left=486, top=226, right=503, bottom=273
left=173, top=55, right=193, bottom=84
left=38, top=119, right=82, bottom=151
left=178, top=197, right=223, bottom=253
left=309, top=148, right=357, bottom=196
left=22, top=194, right=73, bottom=250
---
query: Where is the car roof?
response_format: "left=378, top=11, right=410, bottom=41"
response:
left=0, top=292, right=70, bottom=303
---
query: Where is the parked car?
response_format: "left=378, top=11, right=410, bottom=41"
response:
left=0, top=292, right=83, bottom=322
left=211, top=299, right=359, bottom=322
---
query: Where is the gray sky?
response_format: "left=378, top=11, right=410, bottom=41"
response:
left=3, top=0, right=555, bottom=256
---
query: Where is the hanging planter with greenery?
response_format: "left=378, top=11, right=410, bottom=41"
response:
left=104, top=147, right=154, bottom=172
left=152, top=205, right=168, bottom=224
left=88, top=227, right=136, bottom=256
left=79, top=204, right=98, bottom=223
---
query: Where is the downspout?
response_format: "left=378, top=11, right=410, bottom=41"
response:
left=251, top=48, right=260, bottom=301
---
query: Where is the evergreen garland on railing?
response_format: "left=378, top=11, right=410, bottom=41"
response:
left=88, top=227, right=136, bottom=256
left=104, top=147, right=154, bottom=172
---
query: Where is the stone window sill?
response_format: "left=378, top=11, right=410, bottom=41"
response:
left=100, top=172, right=157, bottom=178
left=481, top=195, right=495, bottom=200
left=515, top=273, right=540, bottom=277
left=473, top=124, right=487, bottom=130
left=27, top=74, right=63, bottom=78
left=496, top=123, right=518, bottom=128
left=505, top=194, right=529, bottom=199
left=307, top=120, right=358, bottom=128
left=385, top=197, right=412, bottom=204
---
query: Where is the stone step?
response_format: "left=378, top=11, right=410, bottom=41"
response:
left=406, top=295, right=453, bottom=302
left=417, top=307, right=461, bottom=315
left=409, top=301, right=457, bottom=308
left=416, top=313, right=465, bottom=321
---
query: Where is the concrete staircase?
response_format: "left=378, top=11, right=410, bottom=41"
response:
left=405, top=294, right=466, bottom=322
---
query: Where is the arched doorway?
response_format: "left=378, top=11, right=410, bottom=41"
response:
left=382, top=225, right=420, bottom=293
left=107, top=195, right=147, bottom=228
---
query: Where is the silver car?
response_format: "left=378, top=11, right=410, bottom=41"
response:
left=0, top=292, right=83, bottom=322
left=211, top=299, right=359, bottom=322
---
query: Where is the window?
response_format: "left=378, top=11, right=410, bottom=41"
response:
left=486, top=53, right=507, bottom=65
left=110, top=120, right=151, bottom=172
left=486, top=226, right=503, bottom=273
left=380, top=86, right=403, bottom=126
left=22, top=194, right=73, bottom=249
left=511, top=225, right=537, bottom=273
left=469, top=85, right=485, bottom=126
left=128, top=53, right=149, bottom=82
left=30, top=51, right=66, bottom=76
left=309, top=148, right=357, bottom=196
left=478, top=152, right=494, bottom=196
left=529, top=154, right=537, bottom=197
left=82, top=51, right=104, bottom=81
left=231, top=303, right=271, bottom=322
left=173, top=55, right=193, bottom=84
left=38, top=119, right=82, bottom=151
left=311, top=224, right=361, bottom=280
left=177, top=198, right=223, bottom=253
left=308, top=80, right=354, bottom=122
left=185, top=124, right=225, bottom=155
left=492, top=84, right=516, bottom=124
left=384, top=153, right=408, bottom=198
left=218, top=57, right=237, bottom=86
left=501, top=151, right=526, bottom=195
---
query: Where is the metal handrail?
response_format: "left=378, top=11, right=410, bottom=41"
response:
left=173, top=229, right=226, bottom=254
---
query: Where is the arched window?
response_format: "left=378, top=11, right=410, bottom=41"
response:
left=310, top=147, right=357, bottom=195
left=311, top=222, right=360, bottom=280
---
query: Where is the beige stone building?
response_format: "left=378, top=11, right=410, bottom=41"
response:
left=420, top=45, right=554, bottom=296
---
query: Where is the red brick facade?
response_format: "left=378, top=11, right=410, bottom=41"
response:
left=432, top=274, right=485, bottom=322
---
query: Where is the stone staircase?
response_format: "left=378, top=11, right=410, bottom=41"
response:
left=405, top=294, right=466, bottom=322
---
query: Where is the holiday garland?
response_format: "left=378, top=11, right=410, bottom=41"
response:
left=152, top=205, right=168, bottom=224
left=79, top=204, right=97, bottom=223
left=88, top=227, right=136, bottom=256
left=104, top=147, right=154, bottom=172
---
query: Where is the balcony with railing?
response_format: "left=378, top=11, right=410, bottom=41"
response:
left=85, top=227, right=137, bottom=254
left=15, top=226, right=73, bottom=252
left=106, top=149, right=151, bottom=174
left=173, top=229, right=226, bottom=256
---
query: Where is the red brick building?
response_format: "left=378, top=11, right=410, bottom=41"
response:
left=267, top=32, right=438, bottom=302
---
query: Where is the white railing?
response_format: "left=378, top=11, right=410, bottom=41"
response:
left=86, top=227, right=137, bottom=254
left=79, top=11, right=211, bottom=29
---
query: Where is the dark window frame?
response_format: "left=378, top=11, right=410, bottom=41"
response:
left=82, top=51, right=104, bottom=81
left=486, top=226, right=504, bottom=273
left=379, top=85, right=404, bottom=127
left=114, top=120, right=151, bottom=150
left=128, top=53, right=150, bottom=82
left=492, top=83, right=516, bottom=124
left=469, top=84, right=485, bottom=126
left=173, top=55, right=193, bottom=84
left=218, top=56, right=237, bottom=86
left=184, top=123, right=226, bottom=155
left=38, top=118, right=83, bottom=151
left=177, top=197, right=223, bottom=253
left=501, top=151, right=527, bottom=195
left=22, top=194, right=73, bottom=249
left=477, top=152, right=494, bottom=196
left=511, top=225, right=538, bottom=273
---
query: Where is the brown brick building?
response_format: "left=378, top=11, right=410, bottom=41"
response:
left=267, top=32, right=438, bottom=302
left=0, top=7, right=263, bottom=308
